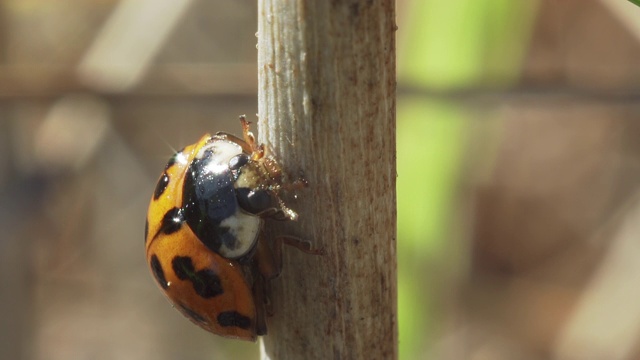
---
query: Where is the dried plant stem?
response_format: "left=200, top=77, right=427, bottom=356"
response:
left=257, top=1, right=397, bottom=359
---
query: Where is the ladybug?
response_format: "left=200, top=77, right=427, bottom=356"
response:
left=144, top=116, right=310, bottom=341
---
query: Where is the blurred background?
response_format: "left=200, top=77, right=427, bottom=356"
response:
left=1, top=0, right=639, bottom=359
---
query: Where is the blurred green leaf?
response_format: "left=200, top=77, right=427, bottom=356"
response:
left=397, top=1, right=540, bottom=359
left=398, top=0, right=539, bottom=89
left=397, top=98, right=467, bottom=357
left=629, top=0, right=640, bottom=7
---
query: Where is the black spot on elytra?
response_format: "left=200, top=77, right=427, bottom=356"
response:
left=217, top=311, right=252, bottom=330
left=172, top=256, right=223, bottom=298
left=159, top=207, right=183, bottom=235
left=153, top=172, right=170, bottom=200
left=150, top=255, right=168, bottom=289
left=144, top=219, right=149, bottom=244
left=178, top=303, right=208, bottom=325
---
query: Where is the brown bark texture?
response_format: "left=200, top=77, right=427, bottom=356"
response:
left=256, top=1, right=397, bottom=359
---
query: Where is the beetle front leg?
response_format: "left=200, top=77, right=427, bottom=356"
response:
left=214, top=132, right=253, bottom=154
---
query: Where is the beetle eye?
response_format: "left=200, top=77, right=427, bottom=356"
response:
left=229, top=154, right=249, bottom=171
left=236, top=188, right=273, bottom=214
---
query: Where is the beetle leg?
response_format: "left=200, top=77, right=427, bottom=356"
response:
left=256, top=203, right=298, bottom=221
left=239, top=115, right=265, bottom=160
left=277, top=235, right=325, bottom=255
left=214, top=132, right=253, bottom=154
left=254, top=233, right=281, bottom=280
left=262, top=276, right=275, bottom=317
left=253, top=234, right=280, bottom=320
left=255, top=233, right=321, bottom=282
left=251, top=233, right=323, bottom=326
left=282, top=176, right=309, bottom=191
left=252, top=273, right=268, bottom=335
left=265, top=234, right=324, bottom=271
left=213, top=115, right=265, bottom=158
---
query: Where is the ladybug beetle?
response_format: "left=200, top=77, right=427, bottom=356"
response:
left=144, top=116, right=312, bottom=341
